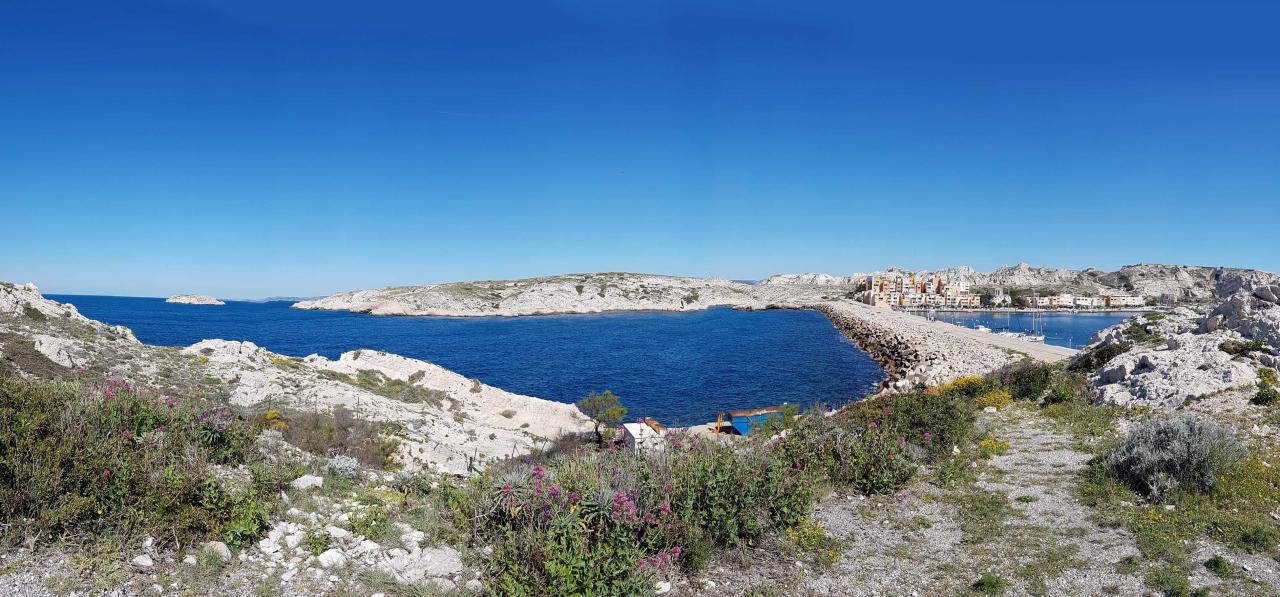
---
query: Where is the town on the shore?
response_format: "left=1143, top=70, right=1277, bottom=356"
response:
left=859, top=273, right=1148, bottom=310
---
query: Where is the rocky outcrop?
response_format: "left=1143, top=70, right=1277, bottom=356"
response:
left=1, top=281, right=588, bottom=475
left=166, top=294, right=225, bottom=305
left=294, top=273, right=763, bottom=316
left=761, top=263, right=1278, bottom=303
left=1079, top=275, right=1279, bottom=408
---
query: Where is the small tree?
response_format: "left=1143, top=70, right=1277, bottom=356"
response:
left=575, top=390, right=627, bottom=445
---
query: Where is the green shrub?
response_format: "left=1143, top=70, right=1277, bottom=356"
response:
left=349, top=504, right=391, bottom=539
left=280, top=406, right=399, bottom=469
left=972, top=572, right=1008, bottom=595
left=1255, top=384, right=1280, bottom=406
left=976, top=390, right=1012, bottom=410
left=302, top=527, right=330, bottom=556
left=998, top=360, right=1053, bottom=402
left=1102, top=414, right=1246, bottom=502
left=0, top=375, right=276, bottom=547
left=841, top=389, right=976, bottom=462
left=1220, top=338, right=1266, bottom=356
left=1260, top=368, right=1279, bottom=387
left=1124, top=321, right=1163, bottom=346
left=1069, top=341, right=1132, bottom=373
left=22, top=305, right=46, bottom=322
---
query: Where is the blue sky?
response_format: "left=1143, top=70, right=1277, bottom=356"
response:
left=2, top=1, right=1278, bottom=297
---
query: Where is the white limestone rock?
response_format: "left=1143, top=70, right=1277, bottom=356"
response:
left=165, top=294, right=225, bottom=305
left=290, top=474, right=324, bottom=491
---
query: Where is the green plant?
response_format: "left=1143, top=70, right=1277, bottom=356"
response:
left=977, top=437, right=1010, bottom=459
left=1069, top=341, right=1132, bottom=373
left=0, top=375, right=279, bottom=549
left=976, top=390, right=1012, bottom=410
left=972, top=572, right=1008, bottom=595
left=575, top=390, right=627, bottom=445
left=999, top=360, right=1053, bottom=402
left=350, top=504, right=391, bottom=540
left=1102, top=414, right=1246, bottom=501
left=1220, top=338, right=1266, bottom=356
left=22, top=305, right=46, bottom=321
left=1203, top=554, right=1231, bottom=577
left=1144, top=564, right=1190, bottom=596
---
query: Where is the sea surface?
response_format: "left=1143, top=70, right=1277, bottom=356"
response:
left=50, top=296, right=887, bottom=426
left=928, top=311, right=1135, bottom=349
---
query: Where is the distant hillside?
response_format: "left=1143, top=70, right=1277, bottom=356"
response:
left=761, top=263, right=1278, bottom=302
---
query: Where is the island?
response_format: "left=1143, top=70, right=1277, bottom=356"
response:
left=165, top=294, right=225, bottom=305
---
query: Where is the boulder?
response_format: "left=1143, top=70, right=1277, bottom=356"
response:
left=290, top=474, right=324, bottom=491
left=317, top=548, right=347, bottom=569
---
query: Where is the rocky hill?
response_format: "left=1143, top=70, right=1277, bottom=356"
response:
left=294, top=273, right=763, bottom=316
left=762, top=263, right=1278, bottom=303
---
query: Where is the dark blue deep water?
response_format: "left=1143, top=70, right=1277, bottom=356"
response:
left=49, top=296, right=884, bottom=426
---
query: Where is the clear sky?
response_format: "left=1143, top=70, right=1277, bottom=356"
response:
left=2, top=1, right=1278, bottom=298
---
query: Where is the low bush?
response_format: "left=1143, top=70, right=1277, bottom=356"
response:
left=1124, top=321, right=1163, bottom=346
left=997, top=360, right=1053, bottom=402
left=1101, top=414, right=1246, bottom=502
left=0, top=375, right=279, bottom=547
left=1069, top=341, right=1132, bottom=373
left=976, top=389, right=1012, bottom=410
left=1220, top=338, right=1266, bottom=356
left=1255, top=368, right=1280, bottom=406
left=841, top=388, right=976, bottom=462
left=977, top=437, right=1010, bottom=459
left=280, top=406, right=399, bottom=469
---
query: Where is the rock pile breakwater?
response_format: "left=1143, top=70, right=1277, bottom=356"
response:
left=810, top=301, right=1073, bottom=392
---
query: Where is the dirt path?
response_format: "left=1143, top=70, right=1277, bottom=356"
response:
left=685, top=409, right=1143, bottom=596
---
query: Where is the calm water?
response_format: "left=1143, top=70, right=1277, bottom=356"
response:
left=50, top=296, right=884, bottom=426
left=928, top=311, right=1136, bottom=349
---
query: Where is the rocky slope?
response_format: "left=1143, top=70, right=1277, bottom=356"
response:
left=1074, top=271, right=1280, bottom=409
left=294, top=273, right=762, bottom=316
left=764, top=263, right=1278, bottom=303
left=0, top=281, right=588, bottom=475
left=167, top=294, right=225, bottom=305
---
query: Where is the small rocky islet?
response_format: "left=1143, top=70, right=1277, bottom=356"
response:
left=0, top=265, right=1278, bottom=596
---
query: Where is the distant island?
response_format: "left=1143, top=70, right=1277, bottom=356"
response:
left=165, top=294, right=225, bottom=305
left=292, top=263, right=1273, bottom=318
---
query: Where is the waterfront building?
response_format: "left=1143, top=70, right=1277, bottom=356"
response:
left=861, top=274, right=980, bottom=309
left=1103, top=294, right=1145, bottom=308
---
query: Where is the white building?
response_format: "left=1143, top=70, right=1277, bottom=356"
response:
left=1103, top=294, right=1146, bottom=308
left=1074, top=296, right=1104, bottom=308
left=620, top=419, right=667, bottom=453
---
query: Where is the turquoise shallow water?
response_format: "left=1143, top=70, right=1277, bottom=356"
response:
left=50, top=296, right=886, bottom=426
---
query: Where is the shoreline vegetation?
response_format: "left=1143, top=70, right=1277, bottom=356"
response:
left=2, top=266, right=1279, bottom=595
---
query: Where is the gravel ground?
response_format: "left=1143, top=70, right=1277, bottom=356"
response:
left=676, top=409, right=1148, bottom=596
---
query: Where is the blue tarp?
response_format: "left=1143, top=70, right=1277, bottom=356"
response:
left=730, top=412, right=778, bottom=436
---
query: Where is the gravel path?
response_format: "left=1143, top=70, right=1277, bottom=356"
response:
left=679, top=408, right=1145, bottom=596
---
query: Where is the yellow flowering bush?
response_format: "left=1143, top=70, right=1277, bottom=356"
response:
left=978, top=437, right=1010, bottom=459
left=976, top=390, right=1012, bottom=410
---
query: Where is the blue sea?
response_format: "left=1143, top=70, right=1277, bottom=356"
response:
left=49, top=296, right=885, bottom=426
left=929, top=311, right=1135, bottom=349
